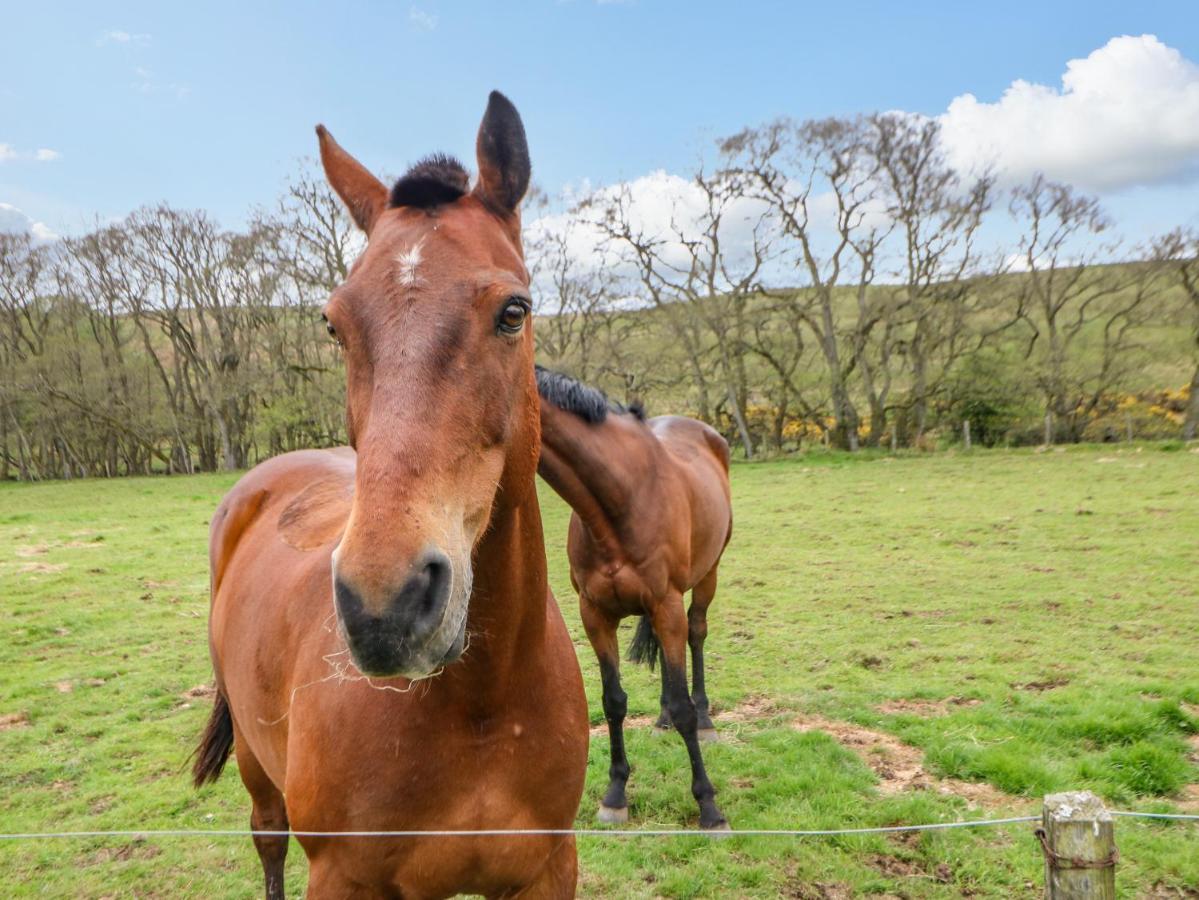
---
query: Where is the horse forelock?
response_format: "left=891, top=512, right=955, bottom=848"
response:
left=389, top=154, right=470, bottom=210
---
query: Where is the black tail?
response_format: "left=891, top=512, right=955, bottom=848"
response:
left=191, top=690, right=234, bottom=788
left=626, top=615, right=661, bottom=671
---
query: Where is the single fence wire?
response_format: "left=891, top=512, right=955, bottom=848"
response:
left=0, top=810, right=1193, bottom=842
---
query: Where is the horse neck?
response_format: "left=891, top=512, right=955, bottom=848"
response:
left=450, top=447, right=550, bottom=692
left=537, top=403, right=655, bottom=561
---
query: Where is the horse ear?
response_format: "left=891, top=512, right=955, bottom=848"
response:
left=473, top=91, right=530, bottom=216
left=315, top=125, right=389, bottom=234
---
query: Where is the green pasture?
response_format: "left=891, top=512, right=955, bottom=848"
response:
left=1, top=446, right=1197, bottom=897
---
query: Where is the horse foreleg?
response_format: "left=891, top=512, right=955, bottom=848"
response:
left=233, top=726, right=289, bottom=900
left=688, top=565, right=719, bottom=740
left=651, top=595, right=728, bottom=830
left=581, top=603, right=630, bottom=824
left=502, top=835, right=578, bottom=899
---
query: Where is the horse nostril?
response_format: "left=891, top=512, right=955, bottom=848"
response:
left=414, top=555, right=450, bottom=617
left=398, top=550, right=452, bottom=638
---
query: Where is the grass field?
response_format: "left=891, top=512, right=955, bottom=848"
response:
left=1, top=446, right=1197, bottom=898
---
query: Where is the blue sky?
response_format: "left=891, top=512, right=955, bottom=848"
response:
left=3, top=1, right=1199, bottom=239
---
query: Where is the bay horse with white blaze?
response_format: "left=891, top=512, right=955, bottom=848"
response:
left=535, top=368, right=732, bottom=829
left=192, top=94, right=588, bottom=899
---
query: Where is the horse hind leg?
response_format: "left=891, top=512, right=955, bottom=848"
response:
left=233, top=726, right=290, bottom=900
left=688, top=565, right=719, bottom=740
left=650, top=594, right=728, bottom=830
left=581, top=602, right=631, bottom=824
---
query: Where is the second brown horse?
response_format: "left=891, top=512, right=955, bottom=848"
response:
left=535, top=368, right=733, bottom=829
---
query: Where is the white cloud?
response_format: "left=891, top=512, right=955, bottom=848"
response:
left=0, top=142, right=61, bottom=163
left=938, top=35, right=1199, bottom=192
left=96, top=29, right=151, bottom=47
left=409, top=7, right=438, bottom=30
left=0, top=202, right=58, bottom=242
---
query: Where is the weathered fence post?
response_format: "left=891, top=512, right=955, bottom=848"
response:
left=963, top=420, right=972, bottom=449
left=1038, top=791, right=1116, bottom=899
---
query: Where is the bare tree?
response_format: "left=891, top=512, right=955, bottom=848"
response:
left=1156, top=228, right=1199, bottom=439
left=724, top=116, right=890, bottom=450
left=1009, top=176, right=1159, bottom=442
left=588, top=164, right=770, bottom=457
left=867, top=114, right=996, bottom=444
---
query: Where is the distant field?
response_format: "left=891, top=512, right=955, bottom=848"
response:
left=1, top=446, right=1196, bottom=897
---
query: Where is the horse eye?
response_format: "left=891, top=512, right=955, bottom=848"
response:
left=321, top=313, right=339, bottom=342
left=498, top=299, right=529, bottom=335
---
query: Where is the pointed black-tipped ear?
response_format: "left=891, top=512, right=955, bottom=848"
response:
left=315, top=124, right=389, bottom=234
left=473, top=91, right=531, bottom=215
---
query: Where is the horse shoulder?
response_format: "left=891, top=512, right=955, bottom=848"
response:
left=209, top=450, right=356, bottom=597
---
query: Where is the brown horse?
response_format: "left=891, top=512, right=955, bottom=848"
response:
left=192, top=94, right=588, bottom=899
left=534, top=368, right=732, bottom=830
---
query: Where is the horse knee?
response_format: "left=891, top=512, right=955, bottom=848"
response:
left=602, top=686, right=627, bottom=722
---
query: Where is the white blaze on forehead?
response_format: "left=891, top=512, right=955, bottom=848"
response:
left=395, top=238, right=426, bottom=287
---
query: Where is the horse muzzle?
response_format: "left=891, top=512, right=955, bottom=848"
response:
left=333, top=547, right=469, bottom=678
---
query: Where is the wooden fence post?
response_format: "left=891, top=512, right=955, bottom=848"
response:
left=1038, top=791, right=1116, bottom=899
left=963, top=420, right=972, bottom=450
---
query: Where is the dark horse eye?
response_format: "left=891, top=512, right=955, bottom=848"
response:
left=321, top=313, right=338, bottom=341
left=497, top=299, right=529, bottom=335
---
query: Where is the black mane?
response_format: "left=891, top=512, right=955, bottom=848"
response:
left=389, top=154, right=470, bottom=209
left=534, top=366, right=646, bottom=424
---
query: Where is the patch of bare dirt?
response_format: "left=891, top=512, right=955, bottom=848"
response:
left=587, top=695, right=782, bottom=737
left=17, top=562, right=66, bottom=574
left=84, top=841, right=162, bottom=866
left=868, top=853, right=954, bottom=884
left=15, top=543, right=49, bottom=557
left=791, top=713, right=1020, bottom=810
left=1177, top=783, right=1199, bottom=813
left=1011, top=676, right=1070, bottom=692
left=1142, top=884, right=1199, bottom=899
left=876, top=697, right=981, bottom=717
left=182, top=683, right=215, bottom=700
left=0, top=711, right=30, bottom=730
left=54, top=680, right=73, bottom=693
left=785, top=881, right=856, bottom=900
left=588, top=714, right=652, bottom=738
left=716, top=694, right=780, bottom=723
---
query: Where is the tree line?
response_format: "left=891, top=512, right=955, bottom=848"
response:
left=1, top=114, right=1197, bottom=480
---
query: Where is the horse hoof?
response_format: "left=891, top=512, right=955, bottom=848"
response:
left=653, top=718, right=672, bottom=731
left=597, top=805, right=629, bottom=825
left=697, top=727, right=719, bottom=742
left=702, top=819, right=732, bottom=834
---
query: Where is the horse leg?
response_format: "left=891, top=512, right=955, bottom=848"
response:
left=650, top=595, right=728, bottom=829
left=689, top=565, right=719, bottom=741
left=304, top=856, right=388, bottom=900
left=654, top=662, right=672, bottom=730
left=232, top=728, right=289, bottom=900
left=581, top=602, right=631, bottom=824
left=503, top=835, right=578, bottom=898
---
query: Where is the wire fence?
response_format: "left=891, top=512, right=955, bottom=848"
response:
left=0, top=810, right=1194, bottom=842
